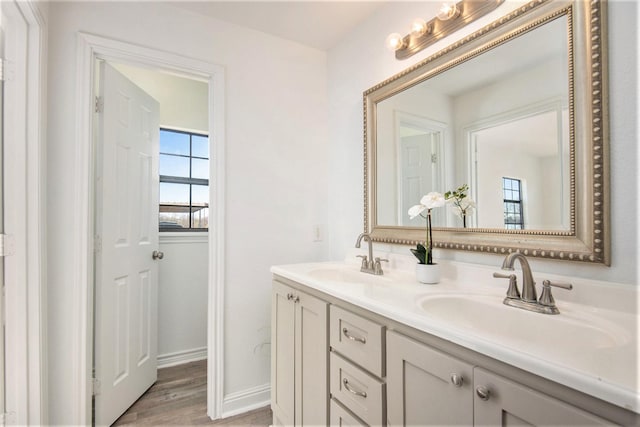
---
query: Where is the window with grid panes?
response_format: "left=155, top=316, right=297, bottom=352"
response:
left=503, top=177, right=524, bottom=230
left=159, top=129, right=209, bottom=231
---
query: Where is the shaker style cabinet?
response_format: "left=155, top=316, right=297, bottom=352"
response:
left=473, top=367, right=612, bottom=426
left=387, top=331, right=474, bottom=426
left=271, top=281, right=328, bottom=426
left=329, top=306, right=386, bottom=426
left=388, top=331, right=612, bottom=427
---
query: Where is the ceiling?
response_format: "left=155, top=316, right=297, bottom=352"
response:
left=168, top=1, right=389, bottom=51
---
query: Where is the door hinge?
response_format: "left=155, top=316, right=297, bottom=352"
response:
left=94, top=235, right=102, bottom=253
left=0, top=58, right=4, bottom=82
left=0, top=234, right=15, bottom=257
left=431, top=154, right=438, bottom=163
left=95, top=96, right=104, bottom=113
left=92, top=378, right=102, bottom=396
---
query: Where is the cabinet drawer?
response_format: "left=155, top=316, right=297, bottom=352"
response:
left=330, top=305, right=384, bottom=377
left=330, top=352, right=385, bottom=426
left=330, top=398, right=367, bottom=427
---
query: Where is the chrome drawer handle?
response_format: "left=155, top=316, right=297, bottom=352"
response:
left=343, top=378, right=367, bottom=398
left=342, top=327, right=366, bottom=344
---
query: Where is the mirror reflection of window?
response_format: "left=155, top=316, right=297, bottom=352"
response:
left=502, top=177, right=524, bottom=230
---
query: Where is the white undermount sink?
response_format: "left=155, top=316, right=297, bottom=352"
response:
left=417, top=293, right=633, bottom=377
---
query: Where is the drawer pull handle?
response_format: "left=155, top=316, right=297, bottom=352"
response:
left=343, top=378, right=367, bottom=398
left=342, top=327, right=366, bottom=344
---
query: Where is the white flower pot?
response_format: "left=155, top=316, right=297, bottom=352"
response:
left=416, top=263, right=440, bottom=284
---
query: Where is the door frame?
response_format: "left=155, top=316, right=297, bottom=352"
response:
left=1, top=1, right=47, bottom=425
left=74, top=32, right=226, bottom=424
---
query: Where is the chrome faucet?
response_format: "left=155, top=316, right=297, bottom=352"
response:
left=500, top=252, right=537, bottom=302
left=493, top=253, right=573, bottom=315
left=355, top=233, right=388, bottom=275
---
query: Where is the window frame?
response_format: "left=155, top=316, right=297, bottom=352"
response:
left=159, top=128, right=210, bottom=232
left=502, top=177, right=524, bottom=230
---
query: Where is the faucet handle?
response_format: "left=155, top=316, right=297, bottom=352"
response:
left=356, top=254, right=368, bottom=269
left=373, top=257, right=388, bottom=275
left=493, top=272, right=520, bottom=299
left=539, top=280, right=573, bottom=309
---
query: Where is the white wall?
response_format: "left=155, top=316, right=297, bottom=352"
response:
left=112, top=63, right=209, bottom=133
left=46, top=2, right=329, bottom=423
left=327, top=0, right=638, bottom=284
left=157, top=236, right=209, bottom=363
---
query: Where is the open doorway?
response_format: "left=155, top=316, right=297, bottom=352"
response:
left=75, top=33, right=226, bottom=425
left=93, top=60, right=211, bottom=425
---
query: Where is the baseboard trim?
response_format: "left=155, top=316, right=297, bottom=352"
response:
left=221, top=383, right=271, bottom=418
left=157, top=347, right=207, bottom=368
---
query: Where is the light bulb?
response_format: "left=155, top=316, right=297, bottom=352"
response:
left=437, top=1, right=459, bottom=21
left=410, top=18, right=430, bottom=37
left=386, top=33, right=405, bottom=51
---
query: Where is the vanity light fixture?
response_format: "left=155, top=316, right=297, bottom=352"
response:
left=387, top=0, right=505, bottom=60
left=385, top=32, right=406, bottom=51
left=436, top=2, right=460, bottom=21
left=410, top=18, right=432, bottom=37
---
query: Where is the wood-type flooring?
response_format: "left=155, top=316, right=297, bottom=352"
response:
left=112, top=359, right=272, bottom=426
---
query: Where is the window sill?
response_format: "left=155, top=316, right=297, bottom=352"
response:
left=160, top=231, right=209, bottom=244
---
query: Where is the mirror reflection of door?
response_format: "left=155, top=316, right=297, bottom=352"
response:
left=399, top=124, right=444, bottom=227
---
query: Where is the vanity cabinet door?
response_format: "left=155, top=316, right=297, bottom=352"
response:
left=271, top=281, right=328, bottom=426
left=387, top=331, right=474, bottom=427
left=295, top=288, right=329, bottom=426
left=473, top=368, right=613, bottom=426
left=272, top=281, right=297, bottom=426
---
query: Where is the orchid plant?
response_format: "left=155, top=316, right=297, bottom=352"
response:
left=444, top=184, right=475, bottom=228
left=408, top=192, right=445, bottom=265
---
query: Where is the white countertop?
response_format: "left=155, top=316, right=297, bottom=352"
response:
left=271, top=256, right=640, bottom=413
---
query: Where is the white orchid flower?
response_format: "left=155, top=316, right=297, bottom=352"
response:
left=408, top=204, right=426, bottom=219
left=420, top=192, right=446, bottom=209
left=408, top=192, right=445, bottom=219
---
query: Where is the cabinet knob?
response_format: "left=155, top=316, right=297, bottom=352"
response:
left=476, top=386, right=491, bottom=401
left=450, top=373, right=463, bottom=387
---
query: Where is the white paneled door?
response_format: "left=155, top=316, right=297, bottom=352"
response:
left=94, top=62, right=160, bottom=426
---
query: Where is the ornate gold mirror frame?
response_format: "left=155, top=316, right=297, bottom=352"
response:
left=364, top=0, right=610, bottom=265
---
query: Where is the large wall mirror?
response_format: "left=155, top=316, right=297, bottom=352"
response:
left=364, top=0, right=610, bottom=264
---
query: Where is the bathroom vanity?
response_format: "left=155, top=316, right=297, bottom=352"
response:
left=270, top=258, right=639, bottom=426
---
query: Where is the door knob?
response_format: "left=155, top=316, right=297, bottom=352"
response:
left=152, top=250, right=164, bottom=260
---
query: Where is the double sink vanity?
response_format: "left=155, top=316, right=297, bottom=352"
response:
left=270, top=254, right=639, bottom=426
left=271, top=0, right=635, bottom=424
